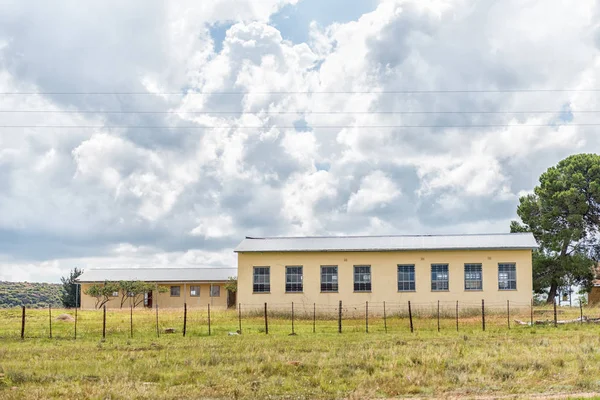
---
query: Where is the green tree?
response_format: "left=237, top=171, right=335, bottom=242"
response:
left=511, top=153, right=600, bottom=303
left=84, top=282, right=120, bottom=309
left=118, top=281, right=156, bottom=308
left=60, top=267, right=83, bottom=308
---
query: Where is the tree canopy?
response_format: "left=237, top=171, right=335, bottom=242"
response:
left=60, top=267, right=83, bottom=308
left=511, top=153, right=600, bottom=303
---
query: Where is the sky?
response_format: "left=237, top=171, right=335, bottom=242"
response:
left=0, top=0, right=599, bottom=283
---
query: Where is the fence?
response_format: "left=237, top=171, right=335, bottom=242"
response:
left=0, top=300, right=595, bottom=340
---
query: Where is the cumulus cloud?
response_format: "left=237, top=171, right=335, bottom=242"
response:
left=0, top=0, right=599, bottom=282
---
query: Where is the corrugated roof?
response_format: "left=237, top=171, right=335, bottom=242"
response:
left=234, top=233, right=538, bottom=253
left=77, top=267, right=237, bottom=283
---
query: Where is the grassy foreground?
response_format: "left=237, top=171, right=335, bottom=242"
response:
left=1, top=307, right=600, bottom=399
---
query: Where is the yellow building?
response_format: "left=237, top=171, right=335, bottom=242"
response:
left=77, top=267, right=236, bottom=309
left=235, top=233, right=537, bottom=313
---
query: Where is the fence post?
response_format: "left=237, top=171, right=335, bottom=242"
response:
left=155, top=301, right=160, bottom=338
left=183, top=303, right=187, bottom=337
left=530, top=298, right=534, bottom=326
left=238, top=303, right=242, bottom=334
left=313, top=303, right=316, bottom=334
left=291, top=302, right=296, bottom=335
left=437, top=300, right=440, bottom=333
left=383, top=301, right=387, bottom=333
left=507, top=300, right=510, bottom=329
left=74, top=306, right=78, bottom=340
left=264, top=303, right=268, bottom=334
left=408, top=301, right=414, bottom=333
left=338, top=300, right=342, bottom=334
left=103, top=305, right=107, bottom=339
left=456, top=301, right=459, bottom=332
left=207, top=304, right=211, bottom=336
left=48, top=304, right=52, bottom=339
left=553, top=299, right=557, bottom=327
left=21, top=305, right=25, bottom=340
left=130, top=299, right=133, bottom=338
left=481, top=299, right=485, bottom=332
left=365, top=301, right=369, bottom=334
left=580, top=300, right=583, bottom=324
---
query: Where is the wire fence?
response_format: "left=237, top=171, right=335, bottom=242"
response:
left=0, top=300, right=597, bottom=340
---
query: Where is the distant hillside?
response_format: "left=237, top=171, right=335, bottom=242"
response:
left=0, top=281, right=64, bottom=308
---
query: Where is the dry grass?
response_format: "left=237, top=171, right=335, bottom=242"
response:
left=1, top=306, right=600, bottom=399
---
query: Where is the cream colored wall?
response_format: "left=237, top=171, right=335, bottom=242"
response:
left=80, top=282, right=228, bottom=310
left=237, top=249, right=533, bottom=313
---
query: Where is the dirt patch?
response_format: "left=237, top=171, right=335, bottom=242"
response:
left=55, top=314, right=75, bottom=322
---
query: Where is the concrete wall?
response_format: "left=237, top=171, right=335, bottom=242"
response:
left=237, top=249, right=533, bottom=313
left=80, top=282, right=229, bottom=310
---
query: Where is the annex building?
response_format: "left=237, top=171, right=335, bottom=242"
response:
left=235, top=233, right=537, bottom=310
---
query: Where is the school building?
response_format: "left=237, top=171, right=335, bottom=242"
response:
left=235, top=233, right=537, bottom=311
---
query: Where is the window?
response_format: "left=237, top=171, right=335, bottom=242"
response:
left=170, top=286, right=180, bottom=297
left=190, top=286, right=200, bottom=297
left=431, top=264, right=449, bottom=291
left=498, top=263, right=517, bottom=290
left=464, top=264, right=483, bottom=290
left=286, top=266, right=303, bottom=292
left=321, top=266, right=338, bottom=292
left=210, top=285, right=221, bottom=297
left=397, top=265, right=415, bottom=291
left=354, top=265, right=371, bottom=292
left=253, top=267, right=270, bottom=293
left=111, top=291, right=119, bottom=297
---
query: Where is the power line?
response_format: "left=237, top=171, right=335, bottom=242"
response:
left=0, top=123, right=596, bottom=129
left=1, top=89, right=600, bottom=95
left=0, top=110, right=593, bottom=114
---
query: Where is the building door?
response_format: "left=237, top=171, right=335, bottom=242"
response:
left=145, top=291, right=153, bottom=308
left=227, top=290, right=236, bottom=308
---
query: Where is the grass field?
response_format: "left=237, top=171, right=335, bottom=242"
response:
left=1, top=305, right=600, bottom=399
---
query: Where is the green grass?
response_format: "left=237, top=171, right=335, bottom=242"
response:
left=1, top=306, right=600, bottom=399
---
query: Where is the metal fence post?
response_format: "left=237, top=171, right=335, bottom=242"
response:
left=130, top=299, right=133, bottom=338
left=21, top=306, right=25, bottom=340
left=183, top=302, right=187, bottom=337
left=481, top=299, right=485, bottom=332
left=553, top=299, right=557, bottom=327
left=338, top=300, right=342, bottom=334
left=530, top=298, right=534, bottom=326
left=365, top=301, right=368, bottom=334
left=238, top=303, right=242, bottom=334
left=48, top=304, right=52, bottom=339
left=408, top=301, right=414, bottom=333
left=437, top=300, right=440, bottom=332
left=455, top=301, right=459, bottom=332
left=383, top=301, right=387, bottom=333
left=264, top=302, right=268, bottom=334
left=74, top=306, right=78, bottom=340
left=103, top=305, right=107, bottom=339
left=580, top=300, right=583, bottom=324
left=313, top=303, right=316, bottom=334
left=207, top=304, right=211, bottom=336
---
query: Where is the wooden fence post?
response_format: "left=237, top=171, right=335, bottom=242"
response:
left=48, top=304, right=52, bottom=339
left=481, top=299, right=485, bottom=332
left=338, top=300, right=342, bottom=334
left=183, top=303, right=187, bottom=337
left=207, top=304, right=211, bottom=336
left=264, top=303, right=268, bottom=334
left=456, top=301, right=459, bottom=332
left=365, top=301, right=369, bottom=334
left=553, top=299, right=557, bottom=327
left=291, top=302, right=295, bottom=335
left=102, top=305, right=106, bottom=339
left=408, top=301, right=414, bottom=333
left=238, top=303, right=242, bottom=334
left=21, top=306, right=25, bottom=340
left=383, top=301, right=387, bottom=333
left=437, top=300, right=440, bottom=332
left=313, top=303, right=316, bottom=334
left=74, top=306, right=78, bottom=340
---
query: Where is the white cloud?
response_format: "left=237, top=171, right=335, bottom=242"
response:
left=347, top=171, right=401, bottom=213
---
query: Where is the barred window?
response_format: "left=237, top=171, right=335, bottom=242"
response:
left=170, top=286, right=180, bottom=297
left=210, top=285, right=221, bottom=297
left=354, top=265, right=371, bottom=292
left=431, top=264, right=449, bottom=291
left=498, top=263, right=517, bottom=290
left=190, top=286, right=200, bottom=297
left=397, top=265, right=415, bottom=291
left=286, top=266, right=303, bottom=292
left=464, top=264, right=483, bottom=291
left=253, top=267, right=270, bottom=293
left=321, top=266, right=338, bottom=292
left=111, top=291, right=119, bottom=297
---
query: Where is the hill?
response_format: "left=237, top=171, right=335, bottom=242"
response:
left=0, top=281, right=64, bottom=308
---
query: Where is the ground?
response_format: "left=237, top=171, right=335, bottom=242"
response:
left=1, top=306, right=600, bottom=399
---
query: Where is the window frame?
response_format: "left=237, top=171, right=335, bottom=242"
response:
left=210, top=285, right=221, bottom=297
left=464, top=263, right=483, bottom=291
left=320, top=265, right=339, bottom=293
left=170, top=285, right=181, bottom=297
left=498, top=263, right=517, bottom=290
left=353, top=265, right=372, bottom=292
left=111, top=291, right=119, bottom=297
left=397, top=264, right=416, bottom=292
left=285, top=266, right=303, bottom=293
left=189, top=285, right=200, bottom=297
left=431, top=264, right=449, bottom=292
left=253, top=266, right=271, bottom=293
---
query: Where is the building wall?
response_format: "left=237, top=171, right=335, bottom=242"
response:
left=237, top=249, right=533, bottom=313
left=589, top=287, right=600, bottom=305
left=80, top=282, right=228, bottom=310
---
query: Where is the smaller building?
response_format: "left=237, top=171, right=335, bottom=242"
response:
left=77, top=267, right=237, bottom=309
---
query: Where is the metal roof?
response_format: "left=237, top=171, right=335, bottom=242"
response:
left=77, top=267, right=237, bottom=283
left=234, top=233, right=538, bottom=253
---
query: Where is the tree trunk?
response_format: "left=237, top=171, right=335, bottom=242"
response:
left=547, top=281, right=558, bottom=304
